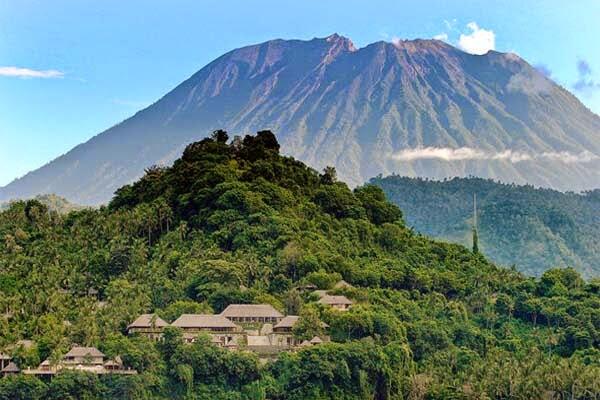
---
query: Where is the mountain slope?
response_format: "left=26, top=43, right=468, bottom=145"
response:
left=2, top=34, right=600, bottom=205
left=0, top=194, right=83, bottom=213
left=372, top=175, right=600, bottom=278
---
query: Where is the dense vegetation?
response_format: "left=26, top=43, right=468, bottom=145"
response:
left=1, top=131, right=599, bottom=399
left=372, top=175, right=600, bottom=278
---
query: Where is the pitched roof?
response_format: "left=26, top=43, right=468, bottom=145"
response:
left=16, top=340, right=34, bottom=349
left=172, top=314, right=239, bottom=329
left=273, top=315, right=300, bottom=329
left=127, top=314, right=169, bottom=329
left=2, top=362, right=20, bottom=373
left=64, top=347, right=105, bottom=358
left=220, top=304, right=283, bottom=318
left=334, top=280, right=353, bottom=289
left=310, top=336, right=323, bottom=344
left=104, top=356, right=123, bottom=367
left=318, top=295, right=353, bottom=305
left=0, top=353, right=11, bottom=360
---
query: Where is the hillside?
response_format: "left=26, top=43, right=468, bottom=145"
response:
left=371, top=176, right=600, bottom=278
left=0, top=131, right=598, bottom=399
left=1, top=34, right=600, bottom=205
left=0, top=194, right=83, bottom=214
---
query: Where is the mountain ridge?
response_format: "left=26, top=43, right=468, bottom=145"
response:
left=372, top=175, right=600, bottom=278
left=2, top=34, right=599, bottom=205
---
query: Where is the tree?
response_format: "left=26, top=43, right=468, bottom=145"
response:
left=472, top=227, right=479, bottom=254
left=284, top=289, right=303, bottom=315
left=320, top=166, right=337, bottom=185
left=211, top=129, right=229, bottom=144
left=292, top=307, right=325, bottom=341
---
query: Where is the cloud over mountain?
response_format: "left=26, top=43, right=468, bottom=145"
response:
left=391, top=147, right=598, bottom=164
left=458, top=22, right=495, bottom=54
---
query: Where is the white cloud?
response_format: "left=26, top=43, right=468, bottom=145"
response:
left=0, top=66, right=64, bottom=78
left=458, top=22, right=495, bottom=55
left=433, top=33, right=448, bottom=41
left=391, top=37, right=402, bottom=48
left=390, top=147, right=598, bottom=164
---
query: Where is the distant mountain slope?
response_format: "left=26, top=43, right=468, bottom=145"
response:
left=372, top=175, right=600, bottom=277
left=1, top=34, right=599, bottom=205
left=0, top=194, right=84, bottom=214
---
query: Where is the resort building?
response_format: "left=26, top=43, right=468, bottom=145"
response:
left=1, top=362, right=19, bottom=377
left=318, top=294, right=353, bottom=311
left=126, top=314, right=169, bottom=339
left=22, top=346, right=135, bottom=376
left=125, top=302, right=330, bottom=358
left=299, top=336, right=325, bottom=347
left=334, top=280, right=354, bottom=289
left=272, top=315, right=300, bottom=334
left=62, top=346, right=105, bottom=366
left=220, top=304, right=284, bottom=324
left=171, top=314, right=244, bottom=346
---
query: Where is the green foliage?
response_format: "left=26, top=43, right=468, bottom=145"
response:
left=372, top=175, right=600, bottom=278
left=292, top=307, right=325, bottom=341
left=0, top=131, right=598, bottom=398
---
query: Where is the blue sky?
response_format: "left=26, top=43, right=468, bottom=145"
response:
left=1, top=0, right=599, bottom=187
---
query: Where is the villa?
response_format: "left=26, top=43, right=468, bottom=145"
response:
left=126, top=313, right=169, bottom=340
left=220, top=304, right=284, bottom=324
left=22, top=346, right=135, bottom=376
left=171, top=314, right=244, bottom=346
left=318, top=294, right=353, bottom=311
left=1, top=362, right=19, bottom=377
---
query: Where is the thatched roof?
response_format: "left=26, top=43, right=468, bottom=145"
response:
left=273, top=315, right=300, bottom=329
left=64, top=346, right=104, bottom=358
left=318, top=295, right=353, bottom=306
left=2, top=362, right=20, bottom=373
left=16, top=340, right=34, bottom=349
left=220, top=304, right=283, bottom=319
left=172, top=314, right=239, bottom=329
left=273, top=315, right=329, bottom=330
left=310, top=336, right=323, bottom=344
left=334, top=280, right=353, bottom=289
left=127, top=314, right=169, bottom=329
left=104, top=356, right=123, bottom=367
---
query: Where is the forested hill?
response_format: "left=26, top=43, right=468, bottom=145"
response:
left=371, top=175, right=600, bottom=278
left=1, top=131, right=599, bottom=399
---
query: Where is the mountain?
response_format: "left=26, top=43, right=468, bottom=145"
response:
left=2, top=34, right=600, bottom=205
left=372, top=175, right=600, bottom=278
left=1, top=132, right=599, bottom=398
